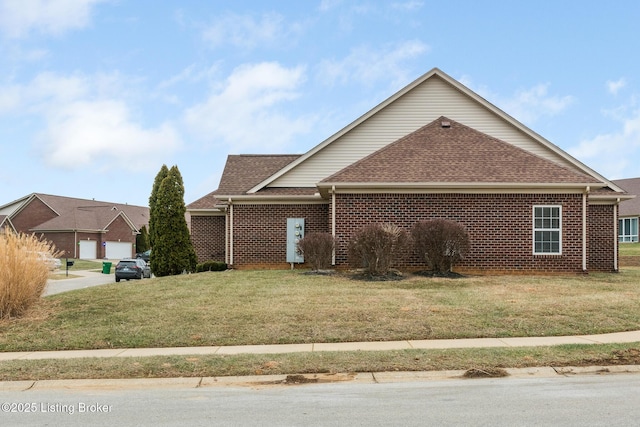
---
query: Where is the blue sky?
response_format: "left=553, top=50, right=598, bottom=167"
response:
left=1, top=0, right=639, bottom=207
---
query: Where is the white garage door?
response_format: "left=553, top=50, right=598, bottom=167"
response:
left=105, top=242, right=132, bottom=259
left=78, top=240, right=97, bottom=259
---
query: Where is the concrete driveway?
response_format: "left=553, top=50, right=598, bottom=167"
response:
left=44, top=270, right=115, bottom=296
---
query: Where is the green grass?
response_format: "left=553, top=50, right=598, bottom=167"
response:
left=3, top=268, right=640, bottom=381
left=2, top=268, right=640, bottom=352
left=1, top=343, right=639, bottom=382
left=620, top=243, right=640, bottom=256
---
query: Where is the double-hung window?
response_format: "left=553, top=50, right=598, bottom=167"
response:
left=619, top=217, right=639, bottom=243
left=533, top=206, right=562, bottom=255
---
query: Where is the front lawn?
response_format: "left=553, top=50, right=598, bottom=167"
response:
left=2, top=268, right=640, bottom=352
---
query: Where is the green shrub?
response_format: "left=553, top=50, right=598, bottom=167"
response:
left=348, top=223, right=409, bottom=276
left=297, top=232, right=335, bottom=271
left=196, top=261, right=228, bottom=272
left=0, top=231, right=60, bottom=319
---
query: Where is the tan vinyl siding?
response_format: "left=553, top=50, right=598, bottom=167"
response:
left=270, top=75, right=573, bottom=188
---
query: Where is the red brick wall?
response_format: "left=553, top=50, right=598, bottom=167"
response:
left=588, top=204, right=617, bottom=272
left=230, top=204, right=329, bottom=267
left=332, top=193, right=587, bottom=273
left=191, top=215, right=226, bottom=262
left=11, top=198, right=57, bottom=232
left=42, top=232, right=77, bottom=258
left=101, top=216, right=136, bottom=259
left=189, top=194, right=617, bottom=273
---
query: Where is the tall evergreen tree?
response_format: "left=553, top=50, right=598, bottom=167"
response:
left=148, top=164, right=169, bottom=249
left=150, top=165, right=197, bottom=276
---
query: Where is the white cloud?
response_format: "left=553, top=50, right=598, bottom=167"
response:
left=568, top=110, right=640, bottom=179
left=0, top=0, right=108, bottom=38
left=391, top=1, right=424, bottom=11
left=202, top=12, right=290, bottom=49
left=503, top=84, right=574, bottom=124
left=461, top=76, right=574, bottom=125
left=39, top=100, right=181, bottom=171
left=607, top=78, right=627, bottom=95
left=0, top=71, right=182, bottom=171
left=184, top=62, right=313, bottom=151
left=319, top=0, right=343, bottom=12
left=317, top=40, right=429, bottom=88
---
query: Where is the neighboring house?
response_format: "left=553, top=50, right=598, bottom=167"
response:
left=613, top=178, right=640, bottom=243
left=0, top=193, right=149, bottom=259
left=187, top=68, right=630, bottom=274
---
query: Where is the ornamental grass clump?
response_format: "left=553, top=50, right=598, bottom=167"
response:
left=0, top=231, right=59, bottom=319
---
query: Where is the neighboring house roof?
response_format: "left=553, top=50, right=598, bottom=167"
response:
left=1, top=216, right=16, bottom=232
left=0, top=193, right=149, bottom=233
left=613, top=178, right=640, bottom=217
left=321, top=117, right=600, bottom=186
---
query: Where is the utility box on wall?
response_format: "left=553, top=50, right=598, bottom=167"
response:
left=286, top=218, right=305, bottom=264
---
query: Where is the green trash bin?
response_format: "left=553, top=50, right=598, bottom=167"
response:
left=102, top=261, right=112, bottom=274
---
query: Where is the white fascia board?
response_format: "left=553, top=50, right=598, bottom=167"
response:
left=589, top=193, right=636, bottom=205
left=188, top=208, right=226, bottom=216
left=318, top=182, right=605, bottom=197
left=219, top=194, right=326, bottom=205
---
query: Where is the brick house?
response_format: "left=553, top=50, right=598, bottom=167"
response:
left=0, top=193, right=149, bottom=259
left=613, top=177, right=640, bottom=243
left=187, top=68, right=630, bottom=273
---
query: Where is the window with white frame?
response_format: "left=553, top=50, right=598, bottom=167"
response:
left=533, top=206, right=562, bottom=254
left=619, top=217, right=639, bottom=243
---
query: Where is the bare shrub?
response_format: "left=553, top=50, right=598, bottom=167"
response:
left=348, top=223, right=410, bottom=276
left=0, top=231, right=60, bottom=319
left=297, top=232, right=335, bottom=271
left=411, top=219, right=470, bottom=273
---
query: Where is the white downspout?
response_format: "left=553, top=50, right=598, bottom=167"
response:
left=583, top=187, right=589, bottom=272
left=331, top=185, right=336, bottom=266
left=228, top=198, right=234, bottom=266
left=224, top=207, right=229, bottom=265
left=615, top=199, right=619, bottom=271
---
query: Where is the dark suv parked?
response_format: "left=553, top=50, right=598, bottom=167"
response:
left=115, top=258, right=151, bottom=282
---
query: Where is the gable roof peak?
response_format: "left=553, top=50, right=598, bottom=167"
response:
left=321, top=115, right=602, bottom=187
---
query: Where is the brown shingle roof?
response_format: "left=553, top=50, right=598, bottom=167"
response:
left=613, top=178, right=640, bottom=216
left=321, top=117, right=601, bottom=185
left=187, top=155, right=302, bottom=209
left=28, top=194, right=149, bottom=232
left=217, top=154, right=302, bottom=195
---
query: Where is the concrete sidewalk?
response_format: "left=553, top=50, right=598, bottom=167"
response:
left=2, top=330, right=640, bottom=361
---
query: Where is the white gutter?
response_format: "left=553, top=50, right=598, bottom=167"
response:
left=317, top=182, right=608, bottom=198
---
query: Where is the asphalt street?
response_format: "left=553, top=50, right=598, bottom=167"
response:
left=43, top=269, right=117, bottom=296
left=2, top=373, right=640, bottom=426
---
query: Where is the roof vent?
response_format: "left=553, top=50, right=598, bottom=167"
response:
left=441, top=121, right=451, bottom=128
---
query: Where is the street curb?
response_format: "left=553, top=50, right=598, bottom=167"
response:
left=3, top=365, right=640, bottom=391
